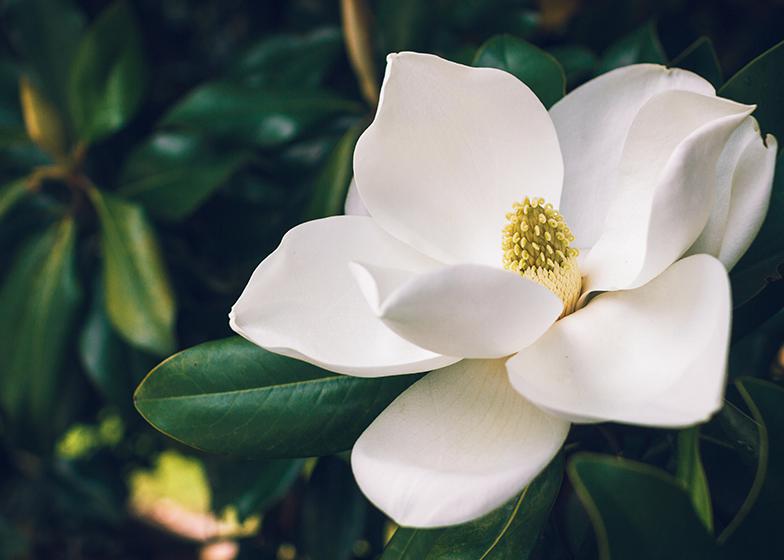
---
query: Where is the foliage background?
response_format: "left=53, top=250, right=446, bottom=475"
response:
left=1, top=0, right=783, bottom=558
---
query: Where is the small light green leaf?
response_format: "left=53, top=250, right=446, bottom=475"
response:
left=719, top=40, right=784, bottom=142
left=719, top=378, right=784, bottom=558
left=229, top=28, right=342, bottom=88
left=303, top=120, right=366, bottom=220
left=382, top=454, right=563, bottom=559
left=670, top=37, right=723, bottom=89
left=0, top=177, right=28, bottom=221
left=117, top=131, right=246, bottom=222
left=0, top=217, right=80, bottom=445
left=676, top=427, right=714, bottom=532
left=473, top=34, right=566, bottom=108
left=162, top=82, right=361, bottom=148
left=68, top=0, right=146, bottom=142
left=134, top=337, right=421, bottom=458
left=88, top=187, right=175, bottom=355
left=568, top=453, right=718, bottom=560
left=597, top=21, right=667, bottom=74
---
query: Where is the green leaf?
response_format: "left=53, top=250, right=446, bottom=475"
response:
left=568, top=453, right=718, bottom=560
left=78, top=276, right=155, bottom=414
left=376, top=0, right=436, bottom=53
left=301, top=457, right=368, bottom=560
left=68, top=0, right=146, bottom=142
left=719, top=379, right=784, bottom=558
left=5, top=0, right=84, bottom=132
left=382, top=454, right=563, bottom=559
left=229, top=28, right=342, bottom=88
left=117, top=131, right=246, bottom=221
left=303, top=120, right=366, bottom=220
left=208, top=458, right=304, bottom=521
left=88, top=188, right=175, bottom=355
left=597, top=21, right=667, bottom=74
left=134, top=337, right=421, bottom=457
left=548, top=45, right=599, bottom=88
left=0, top=217, right=81, bottom=445
left=670, top=37, right=723, bottom=89
left=0, top=177, right=28, bottom=221
left=676, top=427, right=714, bottom=532
left=719, top=40, right=784, bottom=142
left=162, top=83, right=361, bottom=148
left=473, top=35, right=566, bottom=108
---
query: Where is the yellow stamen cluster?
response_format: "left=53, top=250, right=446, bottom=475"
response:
left=502, top=196, right=582, bottom=316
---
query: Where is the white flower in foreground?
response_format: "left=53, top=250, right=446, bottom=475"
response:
left=230, top=53, right=778, bottom=528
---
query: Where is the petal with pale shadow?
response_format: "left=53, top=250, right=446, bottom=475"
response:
left=507, top=254, right=730, bottom=427
left=582, top=91, right=753, bottom=294
left=230, top=216, right=459, bottom=377
left=350, top=262, right=562, bottom=359
left=551, top=64, right=714, bottom=249
left=354, top=52, right=563, bottom=266
left=351, top=359, right=570, bottom=528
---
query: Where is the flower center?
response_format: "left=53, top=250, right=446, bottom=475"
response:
left=502, top=196, right=581, bottom=316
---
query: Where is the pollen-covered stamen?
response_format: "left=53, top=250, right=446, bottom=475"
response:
left=502, top=196, right=581, bottom=316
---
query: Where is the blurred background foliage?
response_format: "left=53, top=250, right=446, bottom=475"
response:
left=0, top=0, right=783, bottom=558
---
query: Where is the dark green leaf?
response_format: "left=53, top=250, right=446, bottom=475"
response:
left=719, top=40, right=784, bottom=142
left=0, top=217, right=80, bottom=445
left=719, top=379, right=784, bottom=559
left=134, top=337, right=421, bottom=457
left=0, top=177, right=28, bottom=221
left=5, top=0, right=84, bottom=132
left=670, top=37, right=723, bottom=89
left=377, top=0, right=436, bottom=53
left=473, top=35, right=566, bottom=108
left=382, top=454, right=563, bottom=559
left=117, top=131, right=246, bottom=221
left=162, top=82, right=361, bottom=148
left=88, top=188, right=176, bottom=355
left=303, top=120, right=366, bottom=220
left=208, top=458, right=304, bottom=521
left=597, top=21, right=667, bottom=74
left=676, top=427, right=714, bottom=532
left=78, top=276, right=155, bottom=413
left=301, top=457, right=367, bottom=560
left=68, top=0, right=146, bottom=142
left=568, top=453, right=718, bottom=560
left=548, top=45, right=598, bottom=88
left=229, top=28, right=342, bottom=88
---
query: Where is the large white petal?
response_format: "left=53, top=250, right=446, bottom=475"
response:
left=354, top=52, right=563, bottom=266
left=350, top=262, right=562, bottom=358
left=507, top=254, right=730, bottom=427
left=229, top=216, right=459, bottom=376
left=352, top=359, right=569, bottom=528
left=718, top=130, right=778, bottom=269
left=344, top=177, right=370, bottom=216
left=551, top=64, right=714, bottom=249
left=582, top=91, right=753, bottom=293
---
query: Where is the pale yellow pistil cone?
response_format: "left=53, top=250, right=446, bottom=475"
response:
left=502, top=196, right=582, bottom=316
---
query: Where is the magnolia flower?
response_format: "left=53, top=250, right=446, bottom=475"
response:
left=230, top=53, right=777, bottom=528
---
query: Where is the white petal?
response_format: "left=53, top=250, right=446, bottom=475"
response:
left=229, top=216, right=459, bottom=376
left=352, top=359, right=569, bottom=527
left=508, top=254, right=730, bottom=427
left=551, top=64, right=714, bottom=249
left=350, top=262, right=562, bottom=358
left=354, top=52, right=563, bottom=266
left=718, top=130, right=778, bottom=269
left=344, top=177, right=370, bottom=216
left=582, top=91, right=753, bottom=293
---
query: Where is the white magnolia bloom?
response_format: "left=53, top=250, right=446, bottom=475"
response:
left=230, top=53, right=778, bottom=528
